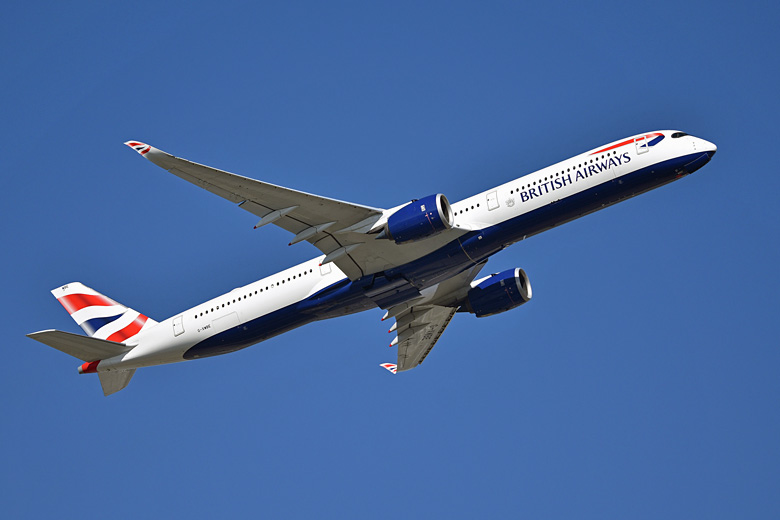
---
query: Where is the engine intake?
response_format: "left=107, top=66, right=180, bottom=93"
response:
left=464, top=268, right=532, bottom=317
left=385, top=194, right=454, bottom=244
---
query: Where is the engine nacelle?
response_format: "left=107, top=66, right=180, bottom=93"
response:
left=464, top=268, right=533, bottom=318
left=385, top=194, right=454, bottom=244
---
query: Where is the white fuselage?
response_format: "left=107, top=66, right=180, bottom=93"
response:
left=97, top=131, right=716, bottom=373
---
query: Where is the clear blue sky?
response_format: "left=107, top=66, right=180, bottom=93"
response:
left=2, top=1, right=778, bottom=518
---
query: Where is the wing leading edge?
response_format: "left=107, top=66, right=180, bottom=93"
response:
left=125, top=141, right=384, bottom=279
left=125, top=141, right=470, bottom=280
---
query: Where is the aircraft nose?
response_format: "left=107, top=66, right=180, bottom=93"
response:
left=683, top=140, right=717, bottom=174
left=698, top=138, right=717, bottom=156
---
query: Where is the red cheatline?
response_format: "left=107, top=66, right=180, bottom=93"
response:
left=590, top=133, right=663, bottom=155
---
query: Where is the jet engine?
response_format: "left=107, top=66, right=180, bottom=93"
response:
left=383, top=194, right=454, bottom=244
left=463, top=268, right=533, bottom=317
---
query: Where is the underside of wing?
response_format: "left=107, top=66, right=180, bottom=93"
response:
left=126, top=141, right=384, bottom=279
left=381, top=261, right=488, bottom=372
left=126, top=141, right=470, bottom=280
left=394, top=305, right=458, bottom=371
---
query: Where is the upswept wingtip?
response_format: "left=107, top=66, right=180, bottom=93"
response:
left=124, top=141, right=152, bottom=156
left=380, top=363, right=397, bottom=374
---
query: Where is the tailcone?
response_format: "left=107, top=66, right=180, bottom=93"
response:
left=78, top=360, right=100, bottom=374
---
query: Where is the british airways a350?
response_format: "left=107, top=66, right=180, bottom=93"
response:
left=29, top=131, right=716, bottom=395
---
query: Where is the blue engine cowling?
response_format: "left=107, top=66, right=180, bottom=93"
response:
left=464, top=268, right=533, bottom=318
left=385, top=194, right=454, bottom=244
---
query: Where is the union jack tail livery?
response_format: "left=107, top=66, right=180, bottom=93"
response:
left=52, top=282, right=157, bottom=343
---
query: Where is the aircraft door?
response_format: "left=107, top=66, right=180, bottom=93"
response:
left=487, top=191, right=499, bottom=210
left=635, top=135, right=649, bottom=155
left=173, top=315, right=184, bottom=336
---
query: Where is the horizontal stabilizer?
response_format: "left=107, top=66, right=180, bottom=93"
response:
left=27, top=330, right=132, bottom=362
left=98, top=369, right=136, bottom=396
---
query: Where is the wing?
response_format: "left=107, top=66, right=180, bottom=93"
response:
left=126, top=141, right=469, bottom=280
left=126, top=141, right=383, bottom=279
left=393, top=305, right=458, bottom=371
left=381, top=260, right=488, bottom=372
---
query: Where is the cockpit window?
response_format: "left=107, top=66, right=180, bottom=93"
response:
left=671, top=132, right=688, bottom=138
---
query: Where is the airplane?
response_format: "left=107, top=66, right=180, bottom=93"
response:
left=28, top=130, right=716, bottom=395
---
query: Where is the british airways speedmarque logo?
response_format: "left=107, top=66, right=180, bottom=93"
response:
left=590, top=132, right=664, bottom=155
left=125, top=141, right=152, bottom=155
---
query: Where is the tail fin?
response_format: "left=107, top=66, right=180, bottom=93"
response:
left=52, top=282, right=157, bottom=343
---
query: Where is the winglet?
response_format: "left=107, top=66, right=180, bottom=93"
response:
left=124, top=141, right=153, bottom=156
left=380, top=363, right=397, bottom=374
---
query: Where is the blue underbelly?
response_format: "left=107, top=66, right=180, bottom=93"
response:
left=184, top=151, right=704, bottom=360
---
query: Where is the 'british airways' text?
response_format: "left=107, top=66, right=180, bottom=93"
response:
left=519, top=152, right=631, bottom=203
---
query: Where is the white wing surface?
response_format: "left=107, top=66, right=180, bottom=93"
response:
left=393, top=305, right=458, bottom=371
left=126, top=141, right=469, bottom=280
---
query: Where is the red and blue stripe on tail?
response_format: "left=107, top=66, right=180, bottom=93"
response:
left=52, top=283, right=157, bottom=343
